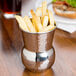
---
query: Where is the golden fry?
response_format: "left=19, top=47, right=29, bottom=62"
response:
left=48, top=10, right=55, bottom=26
left=24, top=16, right=36, bottom=32
left=15, top=15, right=29, bottom=32
left=32, top=19, right=37, bottom=31
left=36, top=7, right=42, bottom=17
left=42, top=15, right=48, bottom=26
left=31, top=10, right=42, bottom=32
left=40, top=25, right=56, bottom=32
left=15, top=1, right=56, bottom=33
left=42, top=1, right=47, bottom=16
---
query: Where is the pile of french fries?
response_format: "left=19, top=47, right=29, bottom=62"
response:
left=15, top=1, right=56, bottom=33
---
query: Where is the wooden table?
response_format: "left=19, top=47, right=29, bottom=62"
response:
left=0, top=15, right=76, bottom=76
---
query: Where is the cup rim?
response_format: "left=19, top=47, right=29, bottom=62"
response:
left=21, top=26, right=56, bottom=34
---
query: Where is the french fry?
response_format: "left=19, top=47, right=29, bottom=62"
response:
left=40, top=25, right=56, bottom=32
left=31, top=10, right=42, bottom=32
left=24, top=16, right=36, bottom=32
left=32, top=19, right=37, bottom=31
left=48, top=10, right=55, bottom=26
left=36, top=7, right=42, bottom=17
left=15, top=15, right=29, bottom=32
left=42, top=15, right=48, bottom=27
left=42, top=1, right=47, bottom=17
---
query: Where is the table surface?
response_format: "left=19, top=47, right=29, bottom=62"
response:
left=0, top=14, right=76, bottom=76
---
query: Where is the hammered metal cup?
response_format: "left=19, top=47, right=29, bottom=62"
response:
left=21, top=27, right=56, bottom=72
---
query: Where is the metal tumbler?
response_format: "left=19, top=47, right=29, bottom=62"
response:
left=21, top=27, right=56, bottom=72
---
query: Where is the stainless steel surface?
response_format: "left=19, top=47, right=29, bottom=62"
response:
left=22, top=28, right=56, bottom=53
left=23, top=48, right=53, bottom=62
left=21, top=47, right=55, bottom=72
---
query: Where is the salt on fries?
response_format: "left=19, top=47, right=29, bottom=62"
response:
left=15, top=1, right=56, bottom=33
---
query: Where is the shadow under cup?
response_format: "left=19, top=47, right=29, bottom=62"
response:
left=21, top=28, right=56, bottom=72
